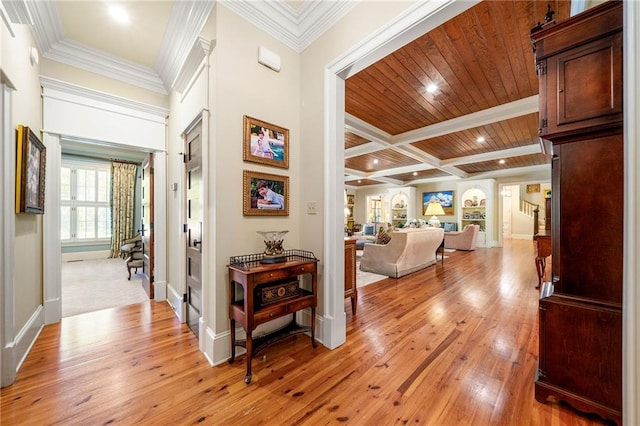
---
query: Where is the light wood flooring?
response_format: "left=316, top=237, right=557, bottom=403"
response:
left=0, top=240, right=613, bottom=425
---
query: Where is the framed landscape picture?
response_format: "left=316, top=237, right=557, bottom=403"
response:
left=16, top=125, right=46, bottom=214
left=243, top=115, right=289, bottom=169
left=422, top=190, right=454, bottom=215
left=243, top=170, right=289, bottom=216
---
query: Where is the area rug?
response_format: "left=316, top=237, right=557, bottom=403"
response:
left=61, top=258, right=149, bottom=318
left=355, top=250, right=387, bottom=288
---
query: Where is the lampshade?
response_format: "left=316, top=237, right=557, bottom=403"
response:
left=424, top=202, right=445, bottom=227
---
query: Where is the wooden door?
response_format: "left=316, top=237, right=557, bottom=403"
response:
left=141, top=154, right=154, bottom=299
left=185, top=121, right=203, bottom=337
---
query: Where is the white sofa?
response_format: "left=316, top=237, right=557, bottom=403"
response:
left=359, top=227, right=444, bottom=278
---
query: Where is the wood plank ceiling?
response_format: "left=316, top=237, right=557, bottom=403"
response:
left=344, top=0, right=572, bottom=187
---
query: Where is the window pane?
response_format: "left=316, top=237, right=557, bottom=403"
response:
left=61, top=167, right=71, bottom=201
left=61, top=206, right=71, bottom=240
left=77, top=169, right=96, bottom=201
left=77, top=207, right=95, bottom=239
left=97, top=207, right=111, bottom=238
left=97, top=170, right=110, bottom=202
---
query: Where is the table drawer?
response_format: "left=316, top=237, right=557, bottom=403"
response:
left=253, top=304, right=288, bottom=324
left=253, top=269, right=288, bottom=284
left=288, top=264, right=314, bottom=277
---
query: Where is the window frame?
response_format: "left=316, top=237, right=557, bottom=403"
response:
left=61, top=158, right=112, bottom=247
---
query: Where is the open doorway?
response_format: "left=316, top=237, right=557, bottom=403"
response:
left=59, top=140, right=150, bottom=317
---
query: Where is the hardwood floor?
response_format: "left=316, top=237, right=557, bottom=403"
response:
left=1, top=240, right=613, bottom=425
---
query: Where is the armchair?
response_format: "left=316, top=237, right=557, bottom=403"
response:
left=444, top=224, right=480, bottom=251
left=121, top=233, right=144, bottom=280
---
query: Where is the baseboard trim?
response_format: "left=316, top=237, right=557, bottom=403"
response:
left=166, top=284, right=184, bottom=322
left=203, top=325, right=234, bottom=367
left=61, top=250, right=111, bottom=262
left=153, top=279, right=167, bottom=302
left=43, top=297, right=61, bottom=325
left=14, top=305, right=44, bottom=378
left=510, top=234, right=534, bottom=240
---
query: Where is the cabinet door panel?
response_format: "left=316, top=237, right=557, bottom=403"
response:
left=554, top=136, right=623, bottom=303
left=543, top=33, right=622, bottom=137
left=537, top=297, right=621, bottom=413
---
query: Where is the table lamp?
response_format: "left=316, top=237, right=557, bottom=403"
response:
left=424, top=202, right=445, bottom=228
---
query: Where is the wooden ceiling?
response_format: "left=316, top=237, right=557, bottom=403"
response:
left=344, top=0, right=572, bottom=187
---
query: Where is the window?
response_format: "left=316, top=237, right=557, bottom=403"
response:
left=61, top=159, right=111, bottom=244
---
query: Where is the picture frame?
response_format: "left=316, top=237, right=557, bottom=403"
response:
left=243, top=170, right=289, bottom=216
left=346, top=194, right=354, bottom=205
left=526, top=183, right=541, bottom=193
left=15, top=125, right=46, bottom=214
left=243, top=115, right=289, bottom=169
left=422, top=190, right=454, bottom=216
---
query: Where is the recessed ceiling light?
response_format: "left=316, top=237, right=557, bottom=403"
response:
left=477, top=136, right=485, bottom=143
left=426, top=84, right=438, bottom=94
left=109, top=5, right=130, bottom=24
left=412, top=171, right=418, bottom=176
left=358, top=180, right=362, bottom=183
left=499, top=159, right=506, bottom=164
left=373, top=159, right=379, bottom=165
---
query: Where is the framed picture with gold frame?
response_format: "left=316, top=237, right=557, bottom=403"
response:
left=243, top=115, right=289, bottom=169
left=243, top=170, right=289, bottom=216
left=526, top=183, right=541, bottom=193
left=16, top=125, right=46, bottom=214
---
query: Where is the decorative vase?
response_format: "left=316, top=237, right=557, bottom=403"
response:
left=257, top=230, right=289, bottom=263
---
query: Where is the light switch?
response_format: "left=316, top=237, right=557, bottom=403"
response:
left=306, top=201, right=317, bottom=215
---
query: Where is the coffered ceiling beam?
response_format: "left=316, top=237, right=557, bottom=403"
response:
left=391, top=95, right=539, bottom=145
left=441, top=144, right=542, bottom=167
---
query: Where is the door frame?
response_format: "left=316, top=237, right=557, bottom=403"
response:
left=324, top=1, right=639, bottom=423
left=41, top=80, right=169, bottom=326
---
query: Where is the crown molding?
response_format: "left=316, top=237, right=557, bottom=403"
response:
left=40, top=76, right=169, bottom=118
left=1, top=0, right=31, bottom=25
left=221, top=0, right=358, bottom=53
left=26, top=0, right=63, bottom=53
left=43, top=39, right=168, bottom=95
left=156, top=0, right=215, bottom=91
left=173, top=37, right=214, bottom=96
left=296, top=1, right=359, bottom=51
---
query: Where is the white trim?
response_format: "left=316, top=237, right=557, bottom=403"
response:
left=623, top=2, right=639, bottom=424
left=166, top=284, right=184, bottom=322
left=12, top=306, right=44, bottom=374
left=1, top=82, right=16, bottom=386
left=152, top=151, right=167, bottom=302
left=155, top=1, right=214, bottom=92
left=1, top=0, right=32, bottom=25
left=220, top=0, right=358, bottom=53
left=323, top=0, right=484, bottom=351
left=174, top=38, right=214, bottom=101
left=43, top=134, right=62, bottom=325
left=40, top=77, right=169, bottom=118
left=43, top=39, right=167, bottom=94
left=60, top=250, right=110, bottom=263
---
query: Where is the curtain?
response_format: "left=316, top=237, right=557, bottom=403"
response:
left=110, top=162, right=138, bottom=258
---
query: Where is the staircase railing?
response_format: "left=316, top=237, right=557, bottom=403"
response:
left=520, top=200, right=540, bottom=235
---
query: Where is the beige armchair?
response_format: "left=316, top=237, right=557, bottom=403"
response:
left=444, top=224, right=480, bottom=251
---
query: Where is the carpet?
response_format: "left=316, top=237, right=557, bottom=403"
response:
left=61, top=258, right=149, bottom=317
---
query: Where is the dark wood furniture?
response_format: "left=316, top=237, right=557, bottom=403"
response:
left=531, top=2, right=623, bottom=424
left=533, top=231, right=551, bottom=289
left=344, top=238, right=358, bottom=315
left=227, top=251, right=319, bottom=384
left=544, top=198, right=551, bottom=231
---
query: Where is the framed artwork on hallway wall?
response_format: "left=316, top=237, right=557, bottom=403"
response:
left=243, top=170, right=289, bottom=216
left=15, top=125, right=46, bottom=214
left=243, top=115, right=289, bottom=169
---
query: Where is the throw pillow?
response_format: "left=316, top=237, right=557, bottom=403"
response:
left=376, top=227, right=392, bottom=245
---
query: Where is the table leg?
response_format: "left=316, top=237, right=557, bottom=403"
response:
left=228, top=318, right=236, bottom=363
left=244, top=332, right=253, bottom=384
left=311, top=307, right=317, bottom=348
left=535, top=256, right=546, bottom=289
left=350, top=293, right=357, bottom=315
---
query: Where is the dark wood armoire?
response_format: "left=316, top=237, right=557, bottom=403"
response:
left=530, top=1, right=623, bottom=424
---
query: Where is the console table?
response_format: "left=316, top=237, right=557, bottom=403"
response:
left=227, top=250, right=318, bottom=384
left=534, top=231, right=551, bottom=289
